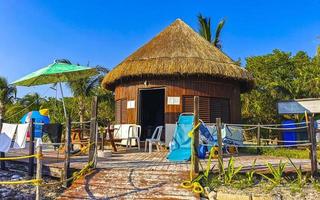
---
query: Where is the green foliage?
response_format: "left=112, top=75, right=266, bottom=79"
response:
left=219, top=157, right=242, bottom=185
left=197, top=14, right=225, bottom=49
left=242, top=50, right=320, bottom=124
left=246, top=159, right=256, bottom=186
left=310, top=177, right=320, bottom=192
left=0, top=77, right=16, bottom=119
left=287, top=157, right=306, bottom=193
left=259, top=160, right=286, bottom=189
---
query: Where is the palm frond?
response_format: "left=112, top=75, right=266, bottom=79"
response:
left=213, top=19, right=225, bottom=49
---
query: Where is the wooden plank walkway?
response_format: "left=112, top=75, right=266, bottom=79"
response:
left=4, top=144, right=315, bottom=199
left=57, top=149, right=313, bottom=199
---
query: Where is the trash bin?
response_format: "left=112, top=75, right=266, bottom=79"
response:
left=282, top=120, right=297, bottom=146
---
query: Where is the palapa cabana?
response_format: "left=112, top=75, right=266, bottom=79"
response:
left=102, top=19, right=254, bottom=145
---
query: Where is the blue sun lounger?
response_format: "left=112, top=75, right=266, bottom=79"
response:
left=167, top=113, right=194, bottom=162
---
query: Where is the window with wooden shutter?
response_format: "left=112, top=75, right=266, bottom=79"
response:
left=182, top=96, right=210, bottom=123
left=199, top=97, right=210, bottom=123
left=115, top=100, right=121, bottom=124
left=183, top=96, right=230, bottom=123
left=182, top=96, right=194, bottom=113
left=210, top=98, right=230, bottom=123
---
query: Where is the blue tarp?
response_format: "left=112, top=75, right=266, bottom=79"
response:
left=20, top=111, right=50, bottom=138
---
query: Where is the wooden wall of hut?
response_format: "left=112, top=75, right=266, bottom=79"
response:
left=114, top=78, right=241, bottom=124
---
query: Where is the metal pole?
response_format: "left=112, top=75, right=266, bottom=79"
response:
left=35, top=143, right=42, bottom=200
left=63, top=116, right=71, bottom=188
left=193, top=96, right=199, bottom=173
left=59, top=82, right=67, bottom=120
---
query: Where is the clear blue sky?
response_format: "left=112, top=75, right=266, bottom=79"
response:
left=0, top=0, right=319, bottom=97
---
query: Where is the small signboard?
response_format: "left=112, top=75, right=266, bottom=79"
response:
left=277, top=98, right=320, bottom=114
left=167, top=96, right=180, bottom=105
left=127, top=100, right=135, bottom=109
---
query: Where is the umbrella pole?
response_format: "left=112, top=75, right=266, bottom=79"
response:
left=59, top=82, right=68, bottom=119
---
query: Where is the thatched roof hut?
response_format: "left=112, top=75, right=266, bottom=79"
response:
left=102, top=19, right=254, bottom=92
left=102, top=19, right=254, bottom=145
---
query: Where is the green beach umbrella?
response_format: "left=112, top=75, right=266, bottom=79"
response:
left=12, top=61, right=98, bottom=119
left=12, top=61, right=97, bottom=86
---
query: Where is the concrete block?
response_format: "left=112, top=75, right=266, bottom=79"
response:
left=217, top=192, right=251, bottom=200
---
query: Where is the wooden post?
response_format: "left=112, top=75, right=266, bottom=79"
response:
left=28, top=119, right=35, bottom=177
left=257, top=123, right=261, bottom=154
left=309, top=116, right=318, bottom=177
left=63, top=116, right=71, bottom=188
left=35, top=143, right=42, bottom=200
left=88, top=96, right=98, bottom=168
left=0, top=117, right=5, bottom=170
left=101, top=126, right=106, bottom=151
left=216, top=118, right=223, bottom=173
left=193, top=96, right=200, bottom=173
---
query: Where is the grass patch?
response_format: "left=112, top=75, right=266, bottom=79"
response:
left=239, top=147, right=320, bottom=160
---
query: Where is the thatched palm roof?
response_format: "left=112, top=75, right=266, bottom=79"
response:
left=102, top=19, right=254, bottom=92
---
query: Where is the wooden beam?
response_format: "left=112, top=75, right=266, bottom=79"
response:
left=88, top=96, right=98, bottom=168
left=0, top=117, right=5, bottom=170
left=193, top=96, right=199, bottom=173
left=28, top=119, right=35, bottom=177
left=216, top=118, right=223, bottom=173
left=309, top=116, right=318, bottom=177
left=35, top=143, right=42, bottom=200
left=257, top=123, right=261, bottom=154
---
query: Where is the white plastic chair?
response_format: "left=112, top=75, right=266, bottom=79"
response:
left=145, top=126, right=163, bottom=153
left=126, top=125, right=141, bottom=150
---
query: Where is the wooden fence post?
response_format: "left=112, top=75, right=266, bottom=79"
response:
left=63, top=116, right=71, bottom=188
left=35, top=143, right=42, bottom=200
left=28, top=119, right=35, bottom=177
left=0, top=117, right=5, bottom=170
left=193, top=96, right=199, bottom=174
left=88, top=96, right=98, bottom=168
left=257, top=123, right=261, bottom=154
left=309, top=116, right=318, bottom=177
left=216, top=118, right=223, bottom=173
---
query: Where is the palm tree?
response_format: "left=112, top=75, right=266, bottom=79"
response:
left=19, top=92, right=46, bottom=111
left=197, top=14, right=225, bottom=49
left=0, top=77, right=16, bottom=120
left=61, top=59, right=109, bottom=124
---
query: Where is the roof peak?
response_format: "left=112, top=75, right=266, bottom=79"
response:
left=102, top=19, right=254, bottom=92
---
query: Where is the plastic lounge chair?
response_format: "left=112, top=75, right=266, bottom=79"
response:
left=167, top=113, right=194, bottom=161
left=145, top=126, right=163, bottom=153
left=126, top=125, right=141, bottom=150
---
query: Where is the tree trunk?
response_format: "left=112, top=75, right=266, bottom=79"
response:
left=78, top=97, right=85, bottom=129
left=0, top=101, right=4, bottom=120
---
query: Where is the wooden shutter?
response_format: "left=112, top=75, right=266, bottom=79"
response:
left=183, top=96, right=194, bottom=113
left=210, top=98, right=230, bottom=123
left=115, top=100, right=121, bottom=124
left=199, top=97, right=210, bottom=123
left=121, top=99, right=127, bottom=123
left=183, top=96, right=210, bottom=123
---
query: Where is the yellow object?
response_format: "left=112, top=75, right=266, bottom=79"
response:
left=39, top=109, right=49, bottom=116
left=0, top=154, right=42, bottom=161
left=181, top=123, right=204, bottom=194
left=227, top=146, right=237, bottom=154
left=211, top=146, right=219, bottom=158
left=0, top=179, right=41, bottom=185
